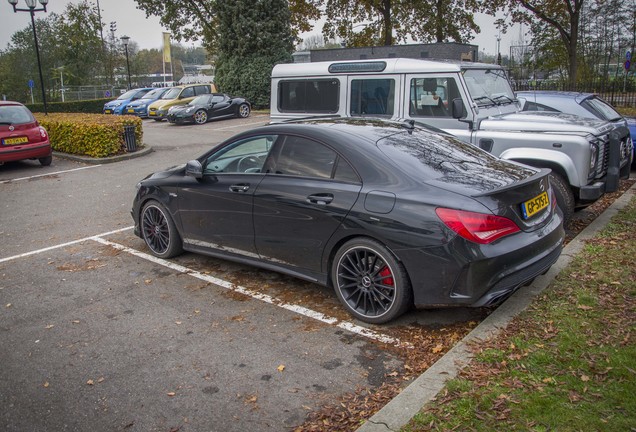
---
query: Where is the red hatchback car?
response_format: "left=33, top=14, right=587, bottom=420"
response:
left=0, top=101, right=52, bottom=166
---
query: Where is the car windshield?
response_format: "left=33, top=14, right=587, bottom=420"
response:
left=117, top=89, right=138, bottom=100
left=191, top=95, right=212, bottom=105
left=161, top=88, right=182, bottom=99
left=582, top=97, right=622, bottom=122
left=0, top=105, right=35, bottom=125
left=141, top=89, right=165, bottom=100
left=463, top=68, right=516, bottom=107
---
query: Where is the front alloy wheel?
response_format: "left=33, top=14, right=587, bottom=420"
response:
left=238, top=103, right=250, bottom=118
left=332, top=238, right=412, bottom=324
left=194, top=109, right=208, bottom=124
left=140, top=201, right=183, bottom=258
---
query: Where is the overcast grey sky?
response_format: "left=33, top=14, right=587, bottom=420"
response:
left=0, top=0, right=520, bottom=56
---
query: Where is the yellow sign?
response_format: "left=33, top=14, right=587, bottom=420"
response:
left=163, top=32, right=171, bottom=63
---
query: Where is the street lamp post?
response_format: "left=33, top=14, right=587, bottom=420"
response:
left=8, top=0, right=49, bottom=115
left=120, top=35, right=132, bottom=90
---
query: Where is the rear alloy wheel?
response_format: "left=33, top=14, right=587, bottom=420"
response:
left=332, top=238, right=412, bottom=324
left=194, top=109, right=208, bottom=124
left=549, top=173, right=574, bottom=224
left=39, top=155, right=52, bottom=166
left=238, top=103, right=250, bottom=118
left=140, top=201, right=183, bottom=259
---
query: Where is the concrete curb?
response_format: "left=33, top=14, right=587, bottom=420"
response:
left=356, top=182, right=636, bottom=432
left=53, top=145, right=153, bottom=164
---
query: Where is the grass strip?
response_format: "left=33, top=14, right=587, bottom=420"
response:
left=405, top=195, right=636, bottom=432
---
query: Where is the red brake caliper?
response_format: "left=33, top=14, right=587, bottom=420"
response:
left=379, top=266, right=394, bottom=286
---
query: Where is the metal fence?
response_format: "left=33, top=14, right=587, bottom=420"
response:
left=51, top=85, right=122, bottom=102
left=512, top=78, right=636, bottom=107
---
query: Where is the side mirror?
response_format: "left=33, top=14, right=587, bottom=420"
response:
left=451, top=98, right=465, bottom=119
left=185, top=160, right=203, bottom=179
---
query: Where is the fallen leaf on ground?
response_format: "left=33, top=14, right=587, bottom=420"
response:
left=87, top=379, right=94, bottom=385
left=277, top=365, right=285, bottom=372
left=167, top=392, right=176, bottom=397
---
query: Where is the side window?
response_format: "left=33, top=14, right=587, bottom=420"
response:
left=204, top=135, right=276, bottom=174
left=524, top=101, right=559, bottom=112
left=350, top=79, right=395, bottom=116
left=195, top=85, right=211, bottom=95
left=181, top=87, right=195, bottom=98
left=270, top=136, right=337, bottom=179
left=278, top=79, right=339, bottom=113
left=333, top=157, right=360, bottom=183
left=409, top=77, right=457, bottom=117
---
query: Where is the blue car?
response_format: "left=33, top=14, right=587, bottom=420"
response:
left=103, top=88, right=153, bottom=115
left=517, top=91, right=635, bottom=170
left=124, top=87, right=170, bottom=118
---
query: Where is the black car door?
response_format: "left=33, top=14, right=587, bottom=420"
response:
left=177, top=134, right=276, bottom=258
left=209, top=94, right=232, bottom=118
left=253, top=135, right=362, bottom=274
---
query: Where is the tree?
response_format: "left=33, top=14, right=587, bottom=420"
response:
left=214, top=0, right=294, bottom=108
left=321, top=0, right=480, bottom=47
left=133, top=0, right=319, bottom=55
left=482, top=0, right=586, bottom=86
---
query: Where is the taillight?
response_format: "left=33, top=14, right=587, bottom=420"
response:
left=435, top=208, right=520, bottom=244
left=39, top=127, right=48, bottom=139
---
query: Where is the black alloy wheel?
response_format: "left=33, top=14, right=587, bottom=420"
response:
left=194, top=109, right=208, bottom=124
left=140, top=201, right=183, bottom=258
left=332, top=238, right=412, bottom=324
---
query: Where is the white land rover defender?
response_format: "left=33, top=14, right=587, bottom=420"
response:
left=271, top=58, right=633, bottom=220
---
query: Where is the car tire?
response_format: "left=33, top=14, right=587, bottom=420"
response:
left=39, top=155, right=52, bottom=166
left=140, top=201, right=183, bottom=259
left=332, top=238, right=412, bottom=324
left=153, top=118, right=163, bottom=122
left=549, top=173, right=574, bottom=223
left=238, top=103, right=250, bottom=118
left=194, top=109, right=208, bottom=125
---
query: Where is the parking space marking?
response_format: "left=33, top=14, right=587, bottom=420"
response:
left=0, top=165, right=102, bottom=185
left=0, top=226, right=133, bottom=264
left=213, top=118, right=270, bottom=132
left=94, top=237, right=407, bottom=347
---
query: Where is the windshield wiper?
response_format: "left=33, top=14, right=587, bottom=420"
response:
left=0, top=121, right=13, bottom=125
left=473, top=96, right=496, bottom=106
left=492, top=95, right=515, bottom=105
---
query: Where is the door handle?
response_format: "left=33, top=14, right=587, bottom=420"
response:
left=307, top=194, right=334, bottom=205
left=230, top=184, right=250, bottom=193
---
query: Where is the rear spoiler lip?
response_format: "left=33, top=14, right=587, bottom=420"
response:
left=471, top=168, right=552, bottom=197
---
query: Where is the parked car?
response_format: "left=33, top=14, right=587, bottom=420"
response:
left=166, top=93, right=251, bottom=125
left=517, top=91, right=634, bottom=169
left=0, top=101, right=51, bottom=166
left=147, top=84, right=217, bottom=121
left=125, top=87, right=170, bottom=118
left=131, top=118, right=565, bottom=324
left=103, top=88, right=153, bottom=115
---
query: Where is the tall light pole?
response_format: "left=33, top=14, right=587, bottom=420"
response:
left=8, top=0, right=49, bottom=114
left=120, top=35, right=131, bottom=90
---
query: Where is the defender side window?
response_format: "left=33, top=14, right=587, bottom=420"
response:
left=278, top=79, right=339, bottom=113
left=350, top=79, right=395, bottom=116
left=409, top=77, right=459, bottom=118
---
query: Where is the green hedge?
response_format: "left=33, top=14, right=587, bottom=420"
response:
left=27, top=98, right=111, bottom=114
left=35, top=113, right=143, bottom=158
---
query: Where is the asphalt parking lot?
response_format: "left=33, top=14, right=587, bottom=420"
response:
left=0, top=116, right=489, bottom=431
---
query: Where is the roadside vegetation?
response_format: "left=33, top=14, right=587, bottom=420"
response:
left=404, top=194, right=636, bottom=432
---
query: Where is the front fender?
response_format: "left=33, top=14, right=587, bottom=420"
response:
left=497, top=148, right=580, bottom=187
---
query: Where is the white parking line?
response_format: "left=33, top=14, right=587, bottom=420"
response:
left=1, top=226, right=406, bottom=347
left=93, top=237, right=407, bottom=347
left=0, top=226, right=133, bottom=264
left=0, top=165, right=102, bottom=185
left=213, top=119, right=270, bottom=131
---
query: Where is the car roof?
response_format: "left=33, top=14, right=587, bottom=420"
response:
left=0, top=101, right=26, bottom=107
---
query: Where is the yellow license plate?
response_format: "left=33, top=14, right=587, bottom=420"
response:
left=104, top=109, right=112, bottom=114
left=3, top=136, right=29, bottom=145
left=521, top=191, right=549, bottom=219
left=127, top=109, right=134, bottom=113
